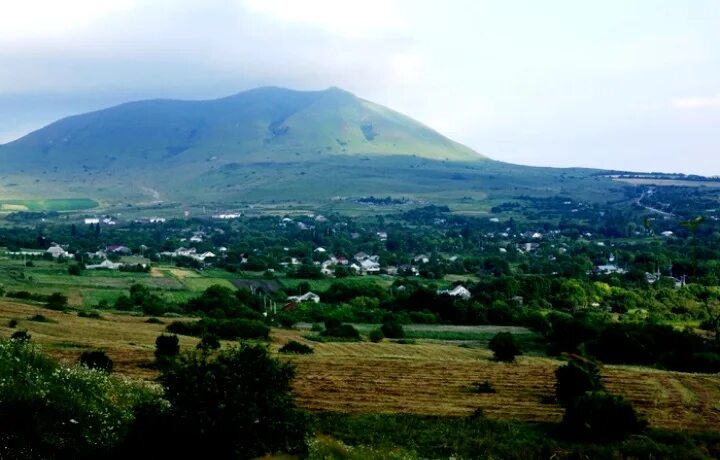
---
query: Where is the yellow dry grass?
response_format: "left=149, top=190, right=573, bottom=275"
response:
left=1, top=301, right=718, bottom=431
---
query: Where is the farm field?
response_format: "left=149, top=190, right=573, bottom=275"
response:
left=0, top=198, right=98, bottom=211
left=1, top=299, right=717, bottom=432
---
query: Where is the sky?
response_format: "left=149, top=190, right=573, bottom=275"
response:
left=1, top=0, right=719, bottom=175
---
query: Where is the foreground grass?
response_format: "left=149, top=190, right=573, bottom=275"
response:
left=310, top=413, right=720, bottom=460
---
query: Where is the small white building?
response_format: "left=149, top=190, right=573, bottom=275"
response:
left=287, top=291, right=321, bottom=304
left=84, top=218, right=100, bottom=225
left=437, top=285, right=472, bottom=300
left=86, top=259, right=123, bottom=270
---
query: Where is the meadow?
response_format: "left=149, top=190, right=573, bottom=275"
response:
left=1, top=298, right=718, bottom=432
left=0, top=198, right=98, bottom=211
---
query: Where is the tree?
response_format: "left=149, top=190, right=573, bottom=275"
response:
left=196, top=333, right=221, bottom=352
left=79, top=350, right=113, bottom=373
left=155, top=334, right=180, bottom=364
left=381, top=320, right=405, bottom=339
left=561, top=392, right=645, bottom=441
left=158, top=344, right=312, bottom=458
left=68, top=264, right=82, bottom=276
left=46, top=292, right=68, bottom=311
left=555, top=357, right=602, bottom=406
left=488, top=332, right=521, bottom=362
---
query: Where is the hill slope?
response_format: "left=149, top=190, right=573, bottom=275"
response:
left=0, top=87, right=624, bottom=207
left=0, top=87, right=482, bottom=172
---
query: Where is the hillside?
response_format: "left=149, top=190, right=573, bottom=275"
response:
left=0, top=87, right=624, bottom=207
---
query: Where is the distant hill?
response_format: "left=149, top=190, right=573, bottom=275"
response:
left=0, top=87, right=625, bottom=207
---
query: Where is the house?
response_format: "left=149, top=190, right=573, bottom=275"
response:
left=86, top=259, right=123, bottom=270
left=517, top=243, right=539, bottom=253
left=287, top=291, right=321, bottom=304
left=46, top=245, right=71, bottom=259
left=413, top=254, right=430, bottom=264
left=398, top=264, right=419, bottom=276
left=106, top=245, right=131, bottom=255
left=354, top=251, right=370, bottom=261
left=314, top=247, right=327, bottom=253
left=661, top=231, right=674, bottom=237
left=376, top=231, right=388, bottom=241
left=194, top=251, right=216, bottom=262
left=212, top=213, right=241, bottom=220
left=84, top=218, right=100, bottom=225
left=437, top=285, right=472, bottom=300
left=360, top=259, right=381, bottom=274
left=596, top=264, right=627, bottom=275
left=149, top=217, right=166, bottom=224
left=102, top=217, right=116, bottom=225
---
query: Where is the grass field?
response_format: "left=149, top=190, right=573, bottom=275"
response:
left=0, top=198, right=98, bottom=211
left=0, top=298, right=717, bottom=432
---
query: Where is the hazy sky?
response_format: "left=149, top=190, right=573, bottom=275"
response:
left=1, top=0, right=719, bottom=174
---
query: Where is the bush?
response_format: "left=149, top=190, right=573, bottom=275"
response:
left=68, top=264, right=82, bottom=276
left=158, top=344, right=312, bottom=457
left=368, top=329, right=384, bottom=343
left=46, top=292, right=68, bottom=311
left=79, top=350, right=113, bottom=373
left=0, top=340, right=159, bottom=458
left=28, top=314, right=55, bottom=323
left=380, top=321, right=405, bottom=339
left=489, top=332, right=521, bottom=362
left=78, top=310, right=102, bottom=319
left=321, top=323, right=361, bottom=340
left=145, top=317, right=164, bottom=324
left=560, top=391, right=646, bottom=441
left=279, top=340, right=314, bottom=354
left=7, top=319, right=18, bottom=328
left=10, top=330, right=31, bottom=342
left=167, top=318, right=270, bottom=340
left=155, top=334, right=180, bottom=364
left=555, top=357, right=603, bottom=406
left=197, top=333, right=221, bottom=352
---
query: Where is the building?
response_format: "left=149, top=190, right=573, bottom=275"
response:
left=286, top=291, right=321, bottom=303
left=437, top=285, right=472, bottom=300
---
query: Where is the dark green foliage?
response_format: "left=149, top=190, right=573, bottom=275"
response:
left=10, top=330, right=31, bottom=342
left=28, top=314, right=54, bottom=323
left=380, top=320, right=405, bottom=339
left=181, top=285, right=262, bottom=320
left=560, top=392, right=646, bottom=442
left=196, top=333, right=221, bottom=352
left=555, top=358, right=603, bottom=406
left=154, top=334, right=179, bottom=364
left=167, top=318, right=270, bottom=340
left=78, top=310, right=102, bottom=319
left=7, top=318, right=18, bottom=328
left=79, top=350, right=113, bottom=373
left=279, top=340, right=314, bottom=354
left=158, top=344, right=312, bottom=458
left=368, top=328, right=384, bottom=342
left=320, top=320, right=361, bottom=340
left=144, top=317, right=164, bottom=324
left=67, top=264, right=82, bottom=276
left=45, top=292, right=68, bottom=311
left=489, top=332, right=521, bottom=362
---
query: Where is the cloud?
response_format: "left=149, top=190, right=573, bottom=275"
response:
left=671, top=94, right=720, bottom=110
left=242, top=0, right=408, bottom=39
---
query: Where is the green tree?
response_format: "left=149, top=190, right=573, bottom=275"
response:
left=154, top=334, right=180, bottom=365
left=488, top=332, right=521, bottom=362
left=555, top=357, right=603, bottom=406
left=159, top=344, right=312, bottom=458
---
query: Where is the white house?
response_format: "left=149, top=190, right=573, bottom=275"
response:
left=360, top=259, right=381, bottom=273
left=287, top=291, right=321, bottom=303
left=86, top=259, right=123, bottom=270
left=413, top=254, right=430, bottom=264
left=84, top=218, right=100, bottom=225
left=437, top=285, right=472, bottom=300
left=46, top=245, right=71, bottom=259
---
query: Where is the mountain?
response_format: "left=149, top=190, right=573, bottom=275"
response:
left=0, top=87, right=482, bottom=170
left=0, top=87, right=621, bottom=207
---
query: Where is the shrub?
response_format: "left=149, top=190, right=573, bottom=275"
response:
left=0, top=340, right=159, bottom=458
left=197, top=333, right=221, bottom=352
left=155, top=334, right=180, bottom=364
left=321, top=323, right=361, bottom=340
left=555, top=358, right=603, bottom=406
left=78, top=310, right=102, bottom=319
left=279, top=340, right=314, bottom=354
left=28, top=314, right=55, bottom=323
left=368, top=329, right=384, bottom=343
left=68, top=264, right=82, bottom=276
left=380, top=321, right=405, bottom=339
left=79, top=350, right=113, bottom=373
left=560, top=391, right=646, bottom=441
left=489, top=332, right=521, bottom=362
left=310, top=323, right=323, bottom=332
left=145, top=317, right=164, bottom=324
left=167, top=318, right=270, bottom=341
left=7, top=319, right=18, bottom=328
left=10, top=330, right=31, bottom=342
left=46, top=292, right=68, bottom=311
left=158, top=344, right=312, bottom=457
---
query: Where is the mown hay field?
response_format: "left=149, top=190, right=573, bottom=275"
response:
left=0, top=300, right=718, bottom=432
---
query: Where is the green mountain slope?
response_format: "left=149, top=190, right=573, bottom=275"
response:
left=0, top=87, right=482, bottom=173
